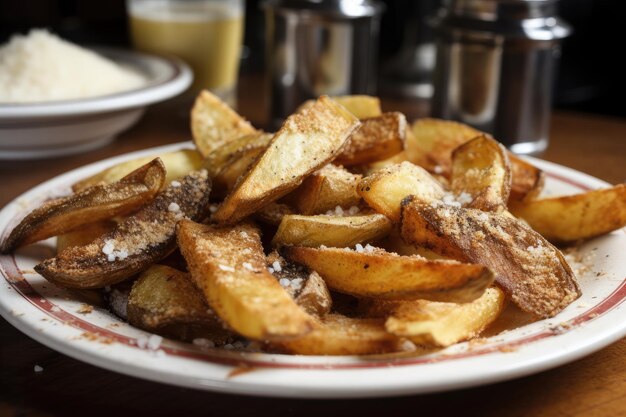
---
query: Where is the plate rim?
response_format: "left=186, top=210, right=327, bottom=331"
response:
left=0, top=142, right=624, bottom=398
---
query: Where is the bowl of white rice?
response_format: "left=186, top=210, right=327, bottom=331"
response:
left=0, top=29, right=192, bottom=159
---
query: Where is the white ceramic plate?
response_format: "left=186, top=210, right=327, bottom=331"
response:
left=0, top=143, right=624, bottom=398
left=0, top=48, right=192, bottom=159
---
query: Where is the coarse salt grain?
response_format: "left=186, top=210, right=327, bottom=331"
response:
left=477, top=212, right=489, bottom=221
left=272, top=260, right=282, bottom=272
left=168, top=202, right=180, bottom=212
left=218, top=264, right=235, bottom=272
left=433, top=165, right=444, bottom=174
left=51, top=306, right=61, bottom=313
left=364, top=243, right=375, bottom=253
left=102, top=240, right=114, bottom=255
left=268, top=267, right=275, bottom=274
left=279, top=278, right=290, bottom=288
left=193, top=338, right=215, bottom=349
left=209, top=204, right=219, bottom=213
left=34, top=365, right=43, bottom=373
left=355, top=243, right=364, bottom=253
left=242, top=262, right=254, bottom=271
left=136, top=335, right=148, bottom=349
left=291, top=278, right=304, bottom=290
left=348, top=206, right=360, bottom=215
left=147, top=334, right=163, bottom=351
left=170, top=180, right=181, bottom=187
left=456, top=191, right=473, bottom=205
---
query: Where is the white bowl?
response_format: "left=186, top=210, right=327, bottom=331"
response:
left=0, top=47, right=192, bottom=159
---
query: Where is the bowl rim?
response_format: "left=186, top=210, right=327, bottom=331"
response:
left=0, top=47, right=192, bottom=120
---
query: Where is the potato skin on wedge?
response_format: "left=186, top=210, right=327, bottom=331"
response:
left=283, top=245, right=494, bottom=302
left=509, top=184, right=626, bottom=243
left=3, top=158, right=166, bottom=253
left=176, top=220, right=315, bottom=341
left=213, top=96, right=360, bottom=225
left=400, top=198, right=581, bottom=317
left=56, top=220, right=117, bottom=252
left=35, top=169, right=211, bottom=289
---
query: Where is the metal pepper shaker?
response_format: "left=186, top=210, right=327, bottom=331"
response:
left=262, top=0, right=384, bottom=128
left=430, top=0, right=571, bottom=154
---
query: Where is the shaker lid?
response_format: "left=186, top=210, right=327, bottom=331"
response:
left=262, top=0, right=385, bottom=19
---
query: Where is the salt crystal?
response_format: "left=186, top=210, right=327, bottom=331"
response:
left=193, top=338, right=215, bottom=349
left=170, top=180, right=181, bottom=187
left=242, top=262, right=254, bottom=271
left=147, top=334, right=163, bottom=351
left=136, top=336, right=148, bottom=349
left=348, top=206, right=360, bottom=215
left=272, top=260, right=282, bottom=272
left=51, top=306, right=61, bottom=313
left=155, top=349, right=166, bottom=358
left=168, top=202, right=180, bottom=212
left=355, top=243, right=364, bottom=253
left=102, top=240, right=115, bottom=255
left=456, top=191, right=473, bottom=205
left=279, top=278, right=290, bottom=288
left=433, top=165, right=444, bottom=174
left=34, top=365, right=43, bottom=373
left=223, top=343, right=234, bottom=350
left=291, top=278, right=304, bottom=290
left=209, top=204, right=219, bottom=213
left=364, top=244, right=375, bottom=253
left=477, top=212, right=489, bottom=222
left=218, top=264, right=235, bottom=272
left=268, top=267, right=275, bottom=274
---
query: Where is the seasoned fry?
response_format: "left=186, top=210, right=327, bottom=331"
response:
left=56, top=220, right=116, bottom=252
left=127, top=265, right=230, bottom=342
left=35, top=169, right=211, bottom=289
left=203, top=133, right=272, bottom=179
left=214, top=96, right=360, bottom=224
left=254, top=202, right=295, bottom=226
left=191, top=90, right=258, bottom=157
left=3, top=159, right=166, bottom=252
left=509, top=184, right=626, bottom=243
left=283, top=245, right=493, bottom=302
left=73, top=149, right=202, bottom=192
left=284, top=164, right=362, bottom=215
left=451, top=135, right=511, bottom=211
left=272, top=213, right=392, bottom=248
left=508, top=154, right=545, bottom=202
left=298, top=95, right=382, bottom=119
left=334, top=112, right=407, bottom=166
left=400, top=198, right=581, bottom=317
left=274, top=314, right=407, bottom=355
left=365, top=287, right=506, bottom=347
left=357, top=161, right=445, bottom=222
left=212, top=144, right=267, bottom=198
left=176, top=220, right=315, bottom=340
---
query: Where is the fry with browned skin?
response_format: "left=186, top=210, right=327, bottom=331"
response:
left=35, top=169, right=211, bottom=289
left=56, top=220, right=117, bottom=252
left=400, top=198, right=581, bottom=317
left=2, top=158, right=166, bottom=252
left=283, top=245, right=493, bottom=303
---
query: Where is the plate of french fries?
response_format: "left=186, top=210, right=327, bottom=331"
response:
left=0, top=92, right=625, bottom=398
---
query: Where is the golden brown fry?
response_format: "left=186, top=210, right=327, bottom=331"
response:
left=508, top=154, right=545, bottom=202
left=364, top=287, right=506, bottom=347
left=176, top=220, right=315, bottom=341
left=283, top=245, right=493, bottom=302
left=57, top=220, right=116, bottom=253
left=214, top=96, right=360, bottom=224
left=127, top=265, right=230, bottom=342
left=274, top=314, right=406, bottom=355
left=357, top=161, right=445, bottom=222
left=284, top=164, right=362, bottom=215
left=35, top=170, right=211, bottom=289
left=334, top=112, right=407, bottom=166
left=212, top=145, right=267, bottom=198
left=509, top=184, right=626, bottom=243
left=191, top=90, right=259, bottom=157
left=451, top=135, right=511, bottom=211
left=254, top=202, right=295, bottom=226
left=3, top=159, right=166, bottom=252
left=203, top=133, right=272, bottom=179
left=272, top=213, right=392, bottom=248
left=73, top=149, right=202, bottom=192
left=400, top=198, right=581, bottom=317
left=298, top=95, right=382, bottom=119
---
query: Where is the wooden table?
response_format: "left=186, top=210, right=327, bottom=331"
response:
left=1, top=89, right=625, bottom=416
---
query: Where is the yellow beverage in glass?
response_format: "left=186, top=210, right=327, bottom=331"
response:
left=128, top=0, right=244, bottom=105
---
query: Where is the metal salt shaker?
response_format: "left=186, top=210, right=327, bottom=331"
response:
left=430, top=0, right=570, bottom=154
left=262, top=0, right=384, bottom=128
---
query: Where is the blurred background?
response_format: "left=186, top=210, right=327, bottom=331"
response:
left=0, top=0, right=624, bottom=118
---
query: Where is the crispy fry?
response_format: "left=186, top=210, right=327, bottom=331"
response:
left=451, top=135, right=511, bottom=211
left=56, top=220, right=116, bottom=252
left=400, top=198, right=581, bottom=317
left=272, top=213, right=392, bottom=248
left=364, top=287, right=506, bottom=347
left=283, top=245, right=493, bottom=302
left=508, top=155, right=545, bottom=202
left=357, top=161, right=445, bottom=222
left=298, top=95, right=382, bottom=119
left=191, top=90, right=258, bottom=157
left=3, top=159, right=166, bottom=252
left=254, top=202, right=295, bottom=226
left=35, top=170, right=211, bottom=289
left=284, top=164, right=362, bottom=215
left=203, top=133, right=272, bottom=179
left=214, top=96, right=360, bottom=224
left=334, top=112, right=407, bottom=166
left=509, top=184, right=626, bottom=243
left=73, top=150, right=202, bottom=192
left=176, top=220, right=315, bottom=340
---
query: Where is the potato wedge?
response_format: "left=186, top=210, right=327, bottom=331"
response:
left=284, top=164, right=362, bottom=215
left=191, top=90, right=258, bottom=157
left=203, top=133, right=272, bottom=179
left=57, top=220, right=116, bottom=252
left=272, top=213, right=392, bottom=248
left=35, top=169, right=211, bottom=289
left=334, top=112, right=407, bottom=166
left=176, top=220, right=315, bottom=340
left=407, top=118, right=544, bottom=203
left=213, top=96, right=360, bottom=224
left=73, top=149, right=202, bottom=192
left=266, top=251, right=332, bottom=316
left=127, top=265, right=231, bottom=342
left=283, top=245, right=493, bottom=302
left=509, top=184, right=626, bottom=243
left=451, top=135, right=511, bottom=211
left=357, top=162, right=446, bottom=222
left=298, top=95, right=382, bottom=119
left=3, top=159, right=166, bottom=252
left=365, top=287, right=506, bottom=347
left=274, top=314, right=406, bottom=355
left=212, top=143, right=269, bottom=198
left=400, top=198, right=581, bottom=317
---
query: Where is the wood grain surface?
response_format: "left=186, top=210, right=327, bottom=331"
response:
left=1, top=80, right=625, bottom=416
